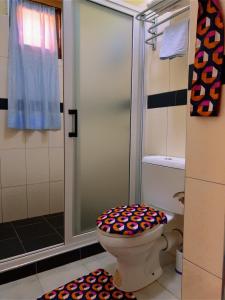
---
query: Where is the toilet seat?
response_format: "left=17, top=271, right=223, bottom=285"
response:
left=96, top=204, right=167, bottom=236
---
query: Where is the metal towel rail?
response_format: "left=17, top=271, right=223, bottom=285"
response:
left=136, top=0, right=190, bottom=49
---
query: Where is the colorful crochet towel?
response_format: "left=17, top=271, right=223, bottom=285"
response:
left=191, top=0, right=224, bottom=116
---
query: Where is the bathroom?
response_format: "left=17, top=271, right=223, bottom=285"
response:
left=0, top=0, right=225, bottom=299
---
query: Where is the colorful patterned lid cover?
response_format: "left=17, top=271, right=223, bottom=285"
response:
left=96, top=204, right=167, bottom=236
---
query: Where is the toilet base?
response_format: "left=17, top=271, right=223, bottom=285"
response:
left=112, top=236, right=166, bottom=292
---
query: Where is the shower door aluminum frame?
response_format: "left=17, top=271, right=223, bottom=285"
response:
left=0, top=0, right=145, bottom=273
left=64, top=0, right=144, bottom=246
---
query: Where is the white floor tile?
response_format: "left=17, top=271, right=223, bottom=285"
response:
left=157, top=264, right=181, bottom=299
left=0, top=275, right=43, bottom=300
left=135, top=281, right=178, bottom=300
left=0, top=254, right=181, bottom=300
left=81, top=252, right=117, bottom=275
left=37, top=260, right=89, bottom=293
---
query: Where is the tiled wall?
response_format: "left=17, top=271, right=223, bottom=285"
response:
left=182, top=0, right=225, bottom=298
left=0, top=11, right=64, bottom=222
left=144, top=14, right=188, bottom=158
left=0, top=0, right=7, bottom=15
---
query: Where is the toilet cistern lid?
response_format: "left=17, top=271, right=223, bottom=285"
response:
left=96, top=204, right=167, bottom=236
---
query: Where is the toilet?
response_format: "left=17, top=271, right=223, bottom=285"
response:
left=97, top=156, right=185, bottom=292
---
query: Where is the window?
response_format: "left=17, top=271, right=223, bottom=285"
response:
left=17, top=3, right=62, bottom=57
left=20, top=6, right=55, bottom=50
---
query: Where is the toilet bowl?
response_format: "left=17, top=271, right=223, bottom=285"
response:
left=97, top=156, right=185, bottom=292
left=97, top=211, right=176, bottom=292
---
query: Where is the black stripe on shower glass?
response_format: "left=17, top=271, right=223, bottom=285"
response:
left=0, top=242, right=105, bottom=285
left=0, top=98, right=64, bottom=113
left=147, top=89, right=187, bottom=109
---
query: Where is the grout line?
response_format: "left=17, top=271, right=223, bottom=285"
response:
left=11, top=222, right=26, bottom=253
left=48, top=143, right=51, bottom=215
left=42, top=215, right=64, bottom=242
left=12, top=218, right=44, bottom=229
left=25, top=139, right=29, bottom=220
left=0, top=236, right=19, bottom=243
left=157, top=280, right=180, bottom=300
left=54, top=228, right=64, bottom=240
left=186, top=176, right=225, bottom=187
left=183, top=258, right=222, bottom=280
left=0, top=180, right=64, bottom=190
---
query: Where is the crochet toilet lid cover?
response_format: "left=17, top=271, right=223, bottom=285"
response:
left=96, top=204, right=167, bottom=236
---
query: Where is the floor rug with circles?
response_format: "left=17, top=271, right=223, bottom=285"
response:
left=37, top=268, right=137, bottom=300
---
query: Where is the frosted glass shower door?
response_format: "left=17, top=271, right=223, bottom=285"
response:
left=73, top=1, right=133, bottom=234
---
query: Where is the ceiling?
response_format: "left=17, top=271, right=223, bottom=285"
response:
left=116, top=0, right=150, bottom=11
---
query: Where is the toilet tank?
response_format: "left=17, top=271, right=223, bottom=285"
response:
left=142, top=155, right=185, bottom=215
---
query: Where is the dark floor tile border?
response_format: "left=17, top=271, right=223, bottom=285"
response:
left=0, top=263, right=36, bottom=285
left=147, top=89, right=187, bottom=109
left=0, top=242, right=105, bottom=285
left=0, top=98, right=64, bottom=113
left=80, top=243, right=105, bottom=259
left=36, top=247, right=81, bottom=273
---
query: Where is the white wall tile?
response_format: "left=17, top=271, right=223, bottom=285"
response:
left=184, top=178, right=225, bottom=278
left=188, top=0, right=198, bottom=65
left=2, top=186, right=27, bottom=222
left=26, top=148, right=49, bottom=184
left=0, top=189, right=2, bottom=223
left=0, top=149, right=26, bottom=187
left=49, top=115, right=64, bottom=148
left=147, top=51, right=170, bottom=95
left=144, top=108, right=167, bottom=156
left=49, top=148, right=64, bottom=182
left=169, top=56, right=188, bottom=91
left=27, top=183, right=50, bottom=218
left=0, top=111, right=26, bottom=150
left=182, top=259, right=222, bottom=300
left=25, top=131, right=49, bottom=148
left=167, top=106, right=186, bottom=158
left=50, top=181, right=64, bottom=213
left=186, top=88, right=225, bottom=184
left=58, top=60, right=63, bottom=102
left=0, top=0, right=7, bottom=15
left=0, top=57, right=8, bottom=98
left=0, top=15, right=9, bottom=58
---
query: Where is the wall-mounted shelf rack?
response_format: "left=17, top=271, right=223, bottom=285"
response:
left=136, top=0, right=190, bottom=50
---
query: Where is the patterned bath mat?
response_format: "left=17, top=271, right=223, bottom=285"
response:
left=37, top=268, right=137, bottom=300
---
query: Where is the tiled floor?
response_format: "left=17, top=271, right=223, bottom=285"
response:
left=0, top=213, right=64, bottom=259
left=0, top=252, right=181, bottom=300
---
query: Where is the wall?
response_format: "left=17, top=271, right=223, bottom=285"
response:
left=0, top=0, right=7, bottom=15
left=144, top=13, right=188, bottom=158
left=0, top=5, right=64, bottom=222
left=182, top=0, right=225, bottom=298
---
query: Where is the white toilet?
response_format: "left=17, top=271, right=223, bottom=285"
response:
left=97, top=156, right=185, bottom=292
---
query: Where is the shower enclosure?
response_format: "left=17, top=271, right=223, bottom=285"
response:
left=0, top=0, right=143, bottom=272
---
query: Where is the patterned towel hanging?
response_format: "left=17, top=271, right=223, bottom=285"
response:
left=191, top=0, right=224, bottom=116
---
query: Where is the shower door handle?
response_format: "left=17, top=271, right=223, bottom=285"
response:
left=68, top=109, right=78, bottom=138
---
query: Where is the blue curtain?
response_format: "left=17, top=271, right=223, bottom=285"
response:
left=8, top=0, right=61, bottom=130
